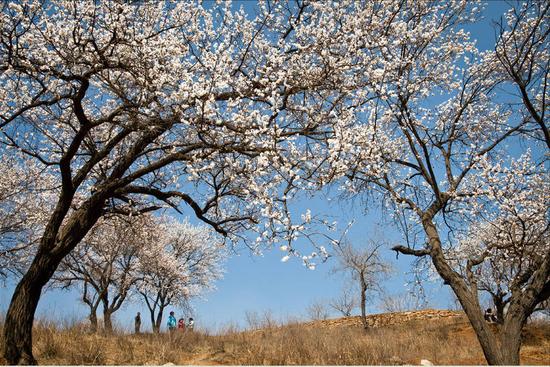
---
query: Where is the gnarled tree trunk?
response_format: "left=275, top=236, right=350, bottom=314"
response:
left=2, top=198, right=105, bottom=364
left=2, top=250, right=61, bottom=365
left=420, top=217, right=548, bottom=365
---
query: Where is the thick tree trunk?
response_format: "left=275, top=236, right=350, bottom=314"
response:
left=2, top=197, right=105, bottom=365
left=454, top=293, right=507, bottom=365
left=2, top=251, right=60, bottom=365
left=499, top=322, right=522, bottom=365
left=422, top=217, right=524, bottom=365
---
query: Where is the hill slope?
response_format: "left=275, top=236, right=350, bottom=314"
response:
left=1, top=309, right=548, bottom=365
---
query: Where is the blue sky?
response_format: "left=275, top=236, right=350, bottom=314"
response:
left=0, top=1, right=514, bottom=333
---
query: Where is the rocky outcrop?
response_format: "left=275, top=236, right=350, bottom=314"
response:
left=304, top=309, right=464, bottom=329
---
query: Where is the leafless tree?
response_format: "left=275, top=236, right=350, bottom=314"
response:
left=244, top=310, right=279, bottom=330
left=307, top=300, right=330, bottom=321
left=332, top=241, right=391, bottom=330
left=329, top=286, right=357, bottom=317
left=379, top=291, right=427, bottom=313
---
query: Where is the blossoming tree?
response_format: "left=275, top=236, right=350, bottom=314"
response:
left=137, top=217, right=226, bottom=333
left=0, top=1, right=547, bottom=365
left=0, top=1, right=351, bottom=362
left=319, top=2, right=548, bottom=364
left=55, top=214, right=155, bottom=333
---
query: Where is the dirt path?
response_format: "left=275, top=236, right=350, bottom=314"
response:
left=179, top=350, right=225, bottom=365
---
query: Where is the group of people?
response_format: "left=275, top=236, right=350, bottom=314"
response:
left=134, top=311, right=194, bottom=334
left=168, top=311, right=194, bottom=333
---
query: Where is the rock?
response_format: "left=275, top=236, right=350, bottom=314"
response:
left=420, top=359, right=434, bottom=366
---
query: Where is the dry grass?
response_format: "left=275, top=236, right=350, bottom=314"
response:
left=0, top=311, right=548, bottom=365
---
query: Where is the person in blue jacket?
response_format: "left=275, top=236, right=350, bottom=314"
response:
left=167, top=311, right=177, bottom=333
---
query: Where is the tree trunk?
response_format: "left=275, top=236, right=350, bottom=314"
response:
left=101, top=291, right=114, bottom=334
left=2, top=197, right=105, bottom=365
left=359, top=276, right=368, bottom=330
left=422, top=217, right=523, bottom=365
left=2, top=250, right=60, bottom=365
left=103, top=309, right=113, bottom=334
left=89, top=310, right=98, bottom=333
left=155, top=307, right=165, bottom=333
left=454, top=294, right=507, bottom=365
left=150, top=313, right=159, bottom=333
left=147, top=307, right=160, bottom=333
left=499, top=322, right=522, bottom=365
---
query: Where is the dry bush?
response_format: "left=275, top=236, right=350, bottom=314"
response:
left=210, top=317, right=483, bottom=365
left=66, top=338, right=106, bottom=365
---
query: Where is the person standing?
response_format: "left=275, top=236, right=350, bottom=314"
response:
left=178, top=317, right=185, bottom=332
left=187, top=317, right=194, bottom=331
left=167, top=311, right=177, bottom=334
left=134, top=312, right=141, bottom=334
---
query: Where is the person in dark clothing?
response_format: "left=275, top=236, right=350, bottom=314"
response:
left=484, top=308, right=497, bottom=323
left=135, top=312, right=141, bottom=334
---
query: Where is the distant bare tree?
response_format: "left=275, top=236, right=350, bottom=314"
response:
left=379, top=291, right=427, bottom=313
left=244, top=310, right=279, bottom=330
left=333, top=241, right=391, bottom=329
left=307, top=300, right=330, bottom=321
left=329, top=287, right=357, bottom=317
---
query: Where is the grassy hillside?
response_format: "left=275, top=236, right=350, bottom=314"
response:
left=0, top=310, right=548, bottom=365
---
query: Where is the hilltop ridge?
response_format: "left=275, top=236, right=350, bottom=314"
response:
left=303, top=309, right=464, bottom=329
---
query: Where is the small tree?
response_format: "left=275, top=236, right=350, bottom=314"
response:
left=332, top=241, right=391, bottom=329
left=379, top=291, right=427, bottom=313
left=137, top=218, right=225, bottom=333
left=306, top=300, right=330, bottom=321
left=329, top=286, right=357, bottom=317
